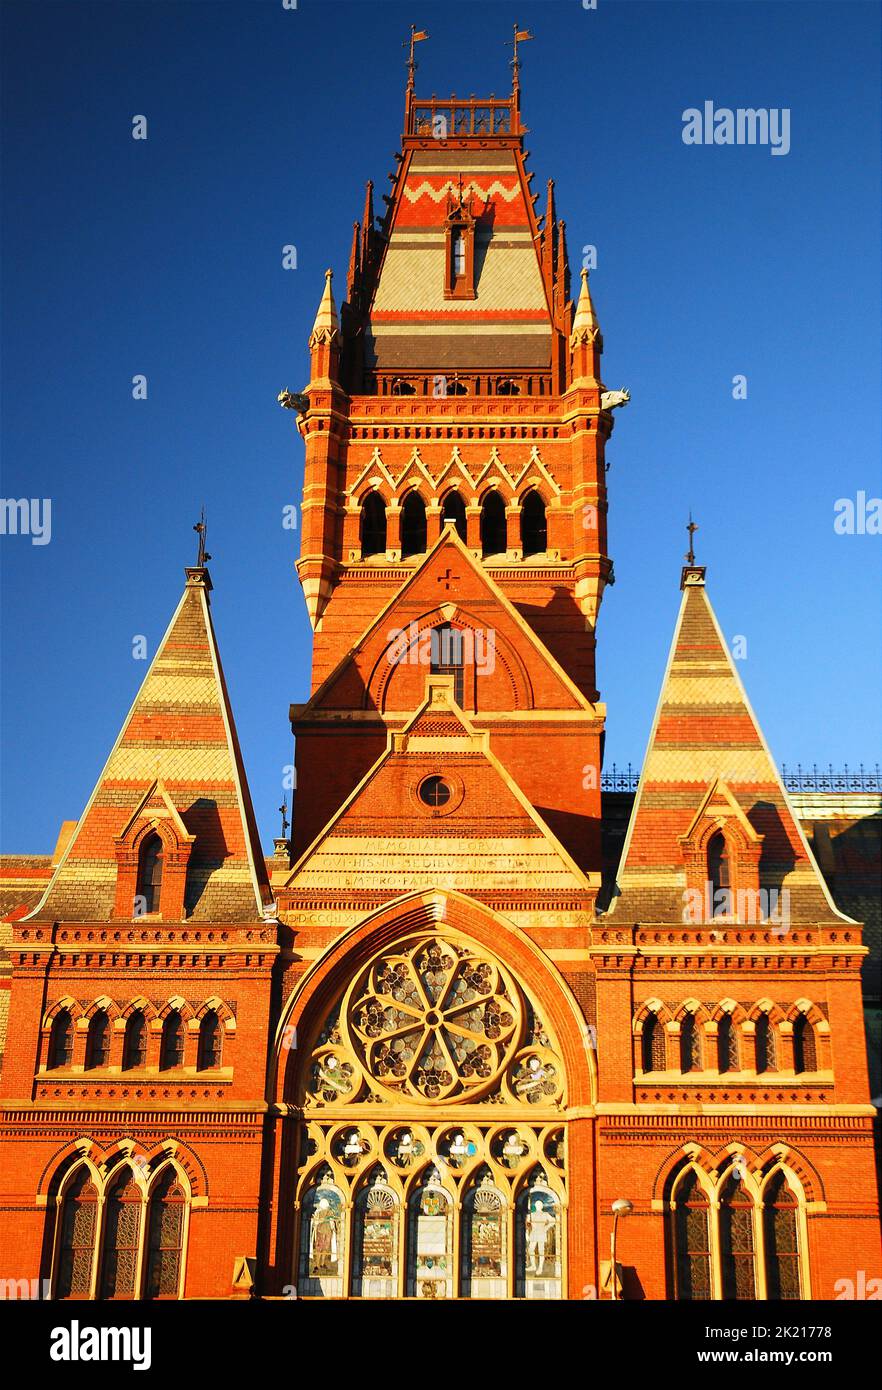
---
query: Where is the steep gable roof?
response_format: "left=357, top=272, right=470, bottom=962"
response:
left=26, top=569, right=272, bottom=924
left=610, top=573, right=848, bottom=925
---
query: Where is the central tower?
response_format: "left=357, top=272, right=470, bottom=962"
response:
left=284, top=53, right=620, bottom=874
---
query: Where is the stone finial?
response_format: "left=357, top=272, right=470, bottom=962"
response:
left=570, top=267, right=600, bottom=344
left=309, top=268, right=339, bottom=345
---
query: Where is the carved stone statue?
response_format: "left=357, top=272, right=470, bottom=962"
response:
left=600, top=388, right=631, bottom=411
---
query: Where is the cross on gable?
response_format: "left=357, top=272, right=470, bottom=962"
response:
left=436, top=567, right=461, bottom=591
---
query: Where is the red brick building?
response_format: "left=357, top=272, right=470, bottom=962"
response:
left=1, top=57, right=879, bottom=1302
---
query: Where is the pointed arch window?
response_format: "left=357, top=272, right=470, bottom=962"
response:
left=441, top=490, right=467, bottom=542
left=159, top=1011, right=184, bottom=1072
left=755, top=1014, right=777, bottom=1073
left=401, top=491, right=427, bottom=557
left=197, top=1011, right=223, bottom=1071
left=351, top=1167, right=399, bottom=1299
left=793, top=1014, right=817, bottom=1073
left=520, top=490, right=547, bottom=557
left=669, top=1168, right=712, bottom=1300
left=406, top=1168, right=454, bottom=1298
left=48, top=1009, right=73, bottom=1070
left=515, top=1170, right=562, bottom=1299
left=55, top=1169, right=98, bottom=1299
left=642, top=1013, right=666, bottom=1073
left=144, top=1170, right=186, bottom=1299
left=123, top=1011, right=147, bottom=1071
left=763, top=1172, right=802, bottom=1300
left=461, top=1168, right=507, bottom=1298
left=680, top=1013, right=701, bottom=1073
left=707, top=831, right=730, bottom=914
left=298, top=1168, right=345, bottom=1298
left=481, top=490, right=507, bottom=557
left=137, top=833, right=164, bottom=914
left=719, top=1174, right=756, bottom=1299
left=85, top=1010, right=110, bottom=1070
left=99, top=1168, right=143, bottom=1299
left=430, top=623, right=465, bottom=705
left=718, top=1014, right=739, bottom=1073
left=360, top=493, right=387, bottom=558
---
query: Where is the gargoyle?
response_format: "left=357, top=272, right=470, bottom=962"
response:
left=601, top=388, right=631, bottom=411
left=277, top=389, right=310, bottom=413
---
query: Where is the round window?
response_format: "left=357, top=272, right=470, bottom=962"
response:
left=418, top=775, right=451, bottom=808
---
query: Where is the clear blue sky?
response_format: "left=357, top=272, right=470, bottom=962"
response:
left=1, top=0, right=880, bottom=855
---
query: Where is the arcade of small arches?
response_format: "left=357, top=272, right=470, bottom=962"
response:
left=42, top=1154, right=193, bottom=1300
left=634, top=999, right=828, bottom=1077
left=41, top=996, right=233, bottom=1076
left=359, top=485, right=548, bottom=560
left=664, top=1154, right=813, bottom=1301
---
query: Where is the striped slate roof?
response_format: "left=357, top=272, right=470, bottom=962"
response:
left=611, top=575, right=846, bottom=925
left=25, top=570, right=272, bottom=924
left=367, top=148, right=552, bottom=372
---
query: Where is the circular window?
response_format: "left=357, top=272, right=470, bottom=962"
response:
left=418, top=775, right=451, bottom=808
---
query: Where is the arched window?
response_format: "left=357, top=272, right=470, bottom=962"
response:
left=441, top=490, right=467, bottom=541
left=669, top=1168, right=712, bottom=1300
left=144, top=1169, right=186, bottom=1299
left=406, top=1168, right=454, bottom=1298
left=85, top=1010, right=110, bottom=1070
left=159, top=1011, right=184, bottom=1072
left=351, top=1167, right=398, bottom=1299
left=390, top=378, right=416, bottom=396
left=137, top=833, right=164, bottom=914
left=497, top=378, right=520, bottom=396
left=430, top=623, right=465, bottom=706
left=707, top=831, right=730, bottom=915
left=48, top=1009, right=73, bottom=1070
left=481, top=490, right=507, bottom=557
left=298, top=1167, right=345, bottom=1298
left=719, top=1174, right=756, bottom=1299
left=55, top=1168, right=99, bottom=1299
left=99, top=1167, right=143, bottom=1299
left=122, top=1011, right=147, bottom=1071
left=197, top=1012, right=223, bottom=1071
left=642, top=1013, right=667, bottom=1073
left=755, top=1013, right=777, bottom=1073
left=515, top=1169, right=562, bottom=1299
left=401, top=491, right=427, bottom=557
left=461, top=1168, right=507, bottom=1298
left=763, top=1171, right=802, bottom=1300
left=360, top=493, right=387, bottom=558
left=793, top=1015, right=817, bottom=1073
left=680, top=1013, right=701, bottom=1073
left=452, top=231, right=466, bottom=278
left=520, top=490, right=547, bottom=557
left=718, top=1014, right=739, bottom=1073
left=445, top=378, right=468, bottom=396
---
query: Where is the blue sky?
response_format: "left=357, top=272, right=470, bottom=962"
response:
left=1, top=0, right=880, bottom=855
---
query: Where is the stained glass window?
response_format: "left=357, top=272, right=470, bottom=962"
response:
left=99, top=1168, right=142, bottom=1299
left=298, top=1169, right=345, bottom=1298
left=85, top=1010, right=110, bottom=1071
left=670, top=1169, right=712, bottom=1300
left=430, top=625, right=465, bottom=706
left=55, top=1168, right=98, bottom=1299
left=48, top=1009, right=73, bottom=1070
left=515, top=1170, right=561, bottom=1300
left=763, top=1172, right=801, bottom=1300
left=144, top=1170, right=186, bottom=1299
left=461, top=1168, right=507, bottom=1298
left=406, top=1169, right=453, bottom=1299
left=122, top=1011, right=147, bottom=1071
left=351, top=1168, right=398, bottom=1299
left=720, top=1174, right=756, bottom=1300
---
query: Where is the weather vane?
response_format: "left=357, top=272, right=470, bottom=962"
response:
left=279, top=797, right=290, bottom=840
left=193, top=507, right=212, bottom=568
left=507, top=22, right=533, bottom=91
left=405, top=24, right=428, bottom=91
left=686, top=512, right=699, bottom=566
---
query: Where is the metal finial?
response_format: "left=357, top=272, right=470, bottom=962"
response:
left=278, top=797, right=290, bottom=839
left=685, top=512, right=699, bottom=566
left=193, top=507, right=211, bottom=567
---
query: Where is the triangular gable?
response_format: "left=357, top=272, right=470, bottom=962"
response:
left=305, top=524, right=594, bottom=715
left=283, top=675, right=594, bottom=903
left=26, top=571, right=273, bottom=924
left=117, top=779, right=194, bottom=845
left=609, top=576, right=849, bottom=925
left=681, top=778, right=763, bottom=846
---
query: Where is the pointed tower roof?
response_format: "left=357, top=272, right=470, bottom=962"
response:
left=26, top=568, right=273, bottom=923
left=570, top=268, right=600, bottom=342
left=309, top=269, right=339, bottom=344
left=609, top=569, right=848, bottom=925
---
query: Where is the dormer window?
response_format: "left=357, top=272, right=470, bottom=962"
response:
left=444, top=185, right=477, bottom=300
left=453, top=231, right=466, bottom=277
left=137, top=833, right=164, bottom=915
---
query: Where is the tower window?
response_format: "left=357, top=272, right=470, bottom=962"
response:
left=642, top=1013, right=666, bottom=1073
left=360, top=493, right=387, bottom=558
left=160, top=1011, right=184, bottom=1072
left=520, top=490, right=547, bottom=557
left=718, top=1014, right=739, bottom=1073
left=441, top=491, right=467, bottom=542
left=793, top=1015, right=816, bottom=1073
left=755, top=1014, right=777, bottom=1073
left=430, top=624, right=465, bottom=705
left=707, top=831, right=730, bottom=915
left=453, top=232, right=466, bottom=278
left=197, top=1012, right=223, bottom=1071
left=137, top=834, right=164, bottom=915
left=481, top=491, right=507, bottom=557
left=85, top=1010, right=110, bottom=1070
left=48, top=1009, right=73, bottom=1070
left=680, top=1013, right=701, bottom=1073
left=123, top=1011, right=147, bottom=1071
left=401, top=491, right=427, bottom=557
